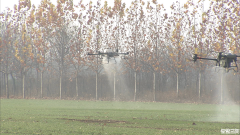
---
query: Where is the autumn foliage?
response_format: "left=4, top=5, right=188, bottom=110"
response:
left=0, top=0, right=239, bottom=103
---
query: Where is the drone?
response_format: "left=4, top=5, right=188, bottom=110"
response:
left=192, top=51, right=240, bottom=72
left=87, top=48, right=129, bottom=63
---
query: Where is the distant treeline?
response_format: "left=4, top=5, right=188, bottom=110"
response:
left=0, top=0, right=239, bottom=103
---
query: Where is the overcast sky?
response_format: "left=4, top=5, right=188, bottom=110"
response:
left=1, top=0, right=191, bottom=13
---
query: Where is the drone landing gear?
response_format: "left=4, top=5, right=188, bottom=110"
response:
left=215, top=66, right=238, bottom=73
left=228, top=66, right=238, bottom=72
left=108, top=57, right=117, bottom=64
left=104, top=57, right=117, bottom=64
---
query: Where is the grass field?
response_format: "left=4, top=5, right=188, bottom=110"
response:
left=1, top=99, right=239, bottom=135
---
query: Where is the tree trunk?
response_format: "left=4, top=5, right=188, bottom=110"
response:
left=40, top=71, right=43, bottom=98
left=196, top=73, right=198, bottom=93
left=23, top=71, right=25, bottom=99
left=5, top=73, right=9, bottom=99
left=114, top=72, right=116, bottom=101
left=76, top=77, right=78, bottom=97
left=5, top=60, right=9, bottom=98
left=36, top=69, right=39, bottom=97
left=47, top=73, right=50, bottom=97
left=153, top=72, right=156, bottom=102
left=199, top=72, right=201, bottom=99
left=176, top=72, right=179, bottom=97
left=10, top=73, right=16, bottom=96
left=76, top=75, right=78, bottom=98
left=134, top=71, right=137, bottom=101
left=60, top=70, right=62, bottom=99
left=96, top=72, right=98, bottom=100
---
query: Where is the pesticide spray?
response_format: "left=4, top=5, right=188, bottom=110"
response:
left=209, top=69, right=240, bottom=123
left=102, top=57, right=130, bottom=101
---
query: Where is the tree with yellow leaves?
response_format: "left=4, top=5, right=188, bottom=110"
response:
left=85, top=0, right=105, bottom=100
left=0, top=8, right=17, bottom=99
left=10, top=0, right=35, bottom=99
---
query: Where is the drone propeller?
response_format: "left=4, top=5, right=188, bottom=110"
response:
left=191, top=48, right=198, bottom=62
left=190, top=48, right=219, bottom=65
left=193, top=54, right=198, bottom=62
left=192, top=48, right=208, bottom=62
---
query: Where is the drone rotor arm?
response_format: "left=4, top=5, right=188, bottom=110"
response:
left=197, top=57, right=218, bottom=61
left=99, top=52, right=108, bottom=55
left=87, top=53, right=100, bottom=55
left=200, top=58, right=220, bottom=66
left=193, top=55, right=217, bottom=62
left=118, top=52, right=129, bottom=55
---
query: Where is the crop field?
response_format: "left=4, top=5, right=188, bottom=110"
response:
left=1, top=99, right=239, bottom=135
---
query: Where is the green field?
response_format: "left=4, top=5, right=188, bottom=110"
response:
left=1, top=99, right=239, bottom=135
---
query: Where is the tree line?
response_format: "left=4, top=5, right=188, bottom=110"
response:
left=0, top=0, right=239, bottom=103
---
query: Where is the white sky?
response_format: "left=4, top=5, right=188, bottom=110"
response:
left=0, top=0, right=191, bottom=13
